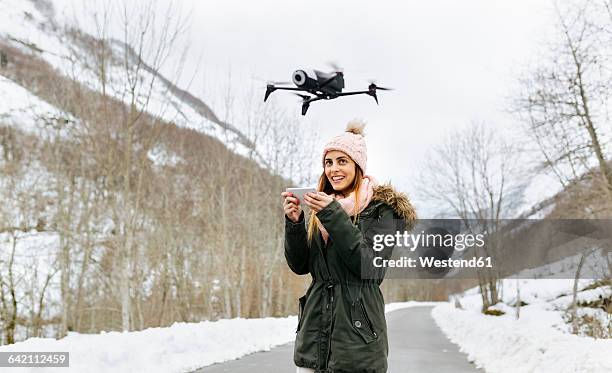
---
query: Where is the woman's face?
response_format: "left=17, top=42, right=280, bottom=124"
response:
left=324, top=150, right=356, bottom=194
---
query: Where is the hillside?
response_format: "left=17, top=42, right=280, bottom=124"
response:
left=0, top=0, right=311, bottom=344
left=0, top=0, right=258, bottom=159
left=519, top=167, right=612, bottom=220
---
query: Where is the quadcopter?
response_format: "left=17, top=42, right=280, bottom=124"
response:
left=264, top=68, right=392, bottom=115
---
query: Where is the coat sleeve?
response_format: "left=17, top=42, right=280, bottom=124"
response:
left=284, top=211, right=310, bottom=275
left=317, top=200, right=398, bottom=279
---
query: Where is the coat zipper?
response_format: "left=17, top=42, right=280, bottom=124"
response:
left=325, top=281, right=334, bottom=370
left=359, top=301, right=378, bottom=339
left=326, top=282, right=334, bottom=309
left=316, top=234, right=335, bottom=370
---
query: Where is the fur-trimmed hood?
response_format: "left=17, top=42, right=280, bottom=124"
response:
left=371, top=183, right=417, bottom=229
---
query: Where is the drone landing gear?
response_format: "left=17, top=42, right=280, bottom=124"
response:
left=264, top=85, right=275, bottom=102
left=295, top=93, right=317, bottom=116
left=368, top=90, right=379, bottom=104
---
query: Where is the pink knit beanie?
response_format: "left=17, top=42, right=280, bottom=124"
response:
left=322, top=120, right=367, bottom=173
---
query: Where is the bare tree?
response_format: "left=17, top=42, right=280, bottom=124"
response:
left=0, top=229, right=19, bottom=344
left=511, top=1, right=612, bottom=328
left=417, top=123, right=526, bottom=311
left=513, top=0, right=612, bottom=200
left=66, top=0, right=191, bottom=332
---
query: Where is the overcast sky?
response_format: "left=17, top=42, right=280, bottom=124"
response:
left=177, top=0, right=558, bottom=212
left=59, top=0, right=560, bottom=214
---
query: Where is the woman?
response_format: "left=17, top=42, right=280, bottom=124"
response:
left=281, top=121, right=417, bottom=373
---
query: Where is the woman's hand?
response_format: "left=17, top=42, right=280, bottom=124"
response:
left=281, top=191, right=302, bottom=223
left=304, top=192, right=334, bottom=213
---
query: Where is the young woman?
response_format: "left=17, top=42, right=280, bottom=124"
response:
left=281, top=121, right=416, bottom=373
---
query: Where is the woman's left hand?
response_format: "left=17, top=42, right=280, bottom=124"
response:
left=304, top=192, right=334, bottom=213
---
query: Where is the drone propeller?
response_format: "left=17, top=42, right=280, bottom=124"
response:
left=252, top=75, right=291, bottom=85
left=368, top=82, right=393, bottom=91
left=267, top=80, right=291, bottom=85
left=327, top=61, right=344, bottom=73
left=366, top=83, right=393, bottom=105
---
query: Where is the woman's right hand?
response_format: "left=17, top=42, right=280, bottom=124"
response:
left=281, top=191, right=302, bottom=223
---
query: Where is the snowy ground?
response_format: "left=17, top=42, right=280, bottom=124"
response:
left=0, top=75, right=70, bottom=135
left=431, top=279, right=612, bottom=373
left=0, top=301, right=437, bottom=373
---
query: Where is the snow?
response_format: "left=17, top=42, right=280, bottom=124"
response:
left=0, top=300, right=436, bottom=373
left=0, top=316, right=297, bottom=373
left=552, top=286, right=612, bottom=309
left=0, top=159, right=58, bottom=229
left=432, top=278, right=612, bottom=373
left=147, top=144, right=184, bottom=167
left=512, top=248, right=611, bottom=280
left=0, top=0, right=73, bottom=70
left=385, top=301, right=445, bottom=313
left=432, top=302, right=612, bottom=373
left=0, top=229, right=62, bottom=340
left=516, top=173, right=562, bottom=219
left=0, top=75, right=70, bottom=135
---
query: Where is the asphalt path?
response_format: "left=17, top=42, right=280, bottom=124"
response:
left=191, top=306, right=482, bottom=373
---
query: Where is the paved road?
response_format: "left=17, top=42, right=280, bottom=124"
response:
left=191, top=306, right=482, bottom=373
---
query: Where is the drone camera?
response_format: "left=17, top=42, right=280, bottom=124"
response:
left=292, top=70, right=316, bottom=89
left=293, top=71, right=304, bottom=84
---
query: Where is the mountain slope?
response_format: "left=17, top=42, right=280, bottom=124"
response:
left=0, top=0, right=261, bottom=163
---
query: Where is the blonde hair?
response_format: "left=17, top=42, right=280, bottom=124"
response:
left=307, top=165, right=363, bottom=244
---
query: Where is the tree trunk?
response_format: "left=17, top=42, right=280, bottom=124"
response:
left=571, top=251, right=589, bottom=334
left=515, top=277, right=521, bottom=320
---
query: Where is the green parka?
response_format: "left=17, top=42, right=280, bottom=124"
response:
left=285, top=184, right=417, bottom=373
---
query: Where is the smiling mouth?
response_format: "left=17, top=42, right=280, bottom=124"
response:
left=331, top=176, right=345, bottom=183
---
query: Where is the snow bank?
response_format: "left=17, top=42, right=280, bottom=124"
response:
left=0, top=300, right=434, bottom=373
left=432, top=303, right=612, bottom=373
left=0, top=316, right=297, bottom=373
left=433, top=278, right=612, bottom=373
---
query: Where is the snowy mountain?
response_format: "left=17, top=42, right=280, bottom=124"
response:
left=0, top=0, right=260, bottom=162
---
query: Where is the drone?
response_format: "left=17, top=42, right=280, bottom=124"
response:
left=264, top=68, right=392, bottom=115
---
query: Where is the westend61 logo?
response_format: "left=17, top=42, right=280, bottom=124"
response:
left=372, top=231, right=485, bottom=252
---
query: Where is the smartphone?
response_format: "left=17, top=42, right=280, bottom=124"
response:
left=286, top=187, right=316, bottom=205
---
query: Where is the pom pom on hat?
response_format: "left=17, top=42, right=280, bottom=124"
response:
left=345, top=120, right=366, bottom=136
left=322, top=120, right=368, bottom=172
